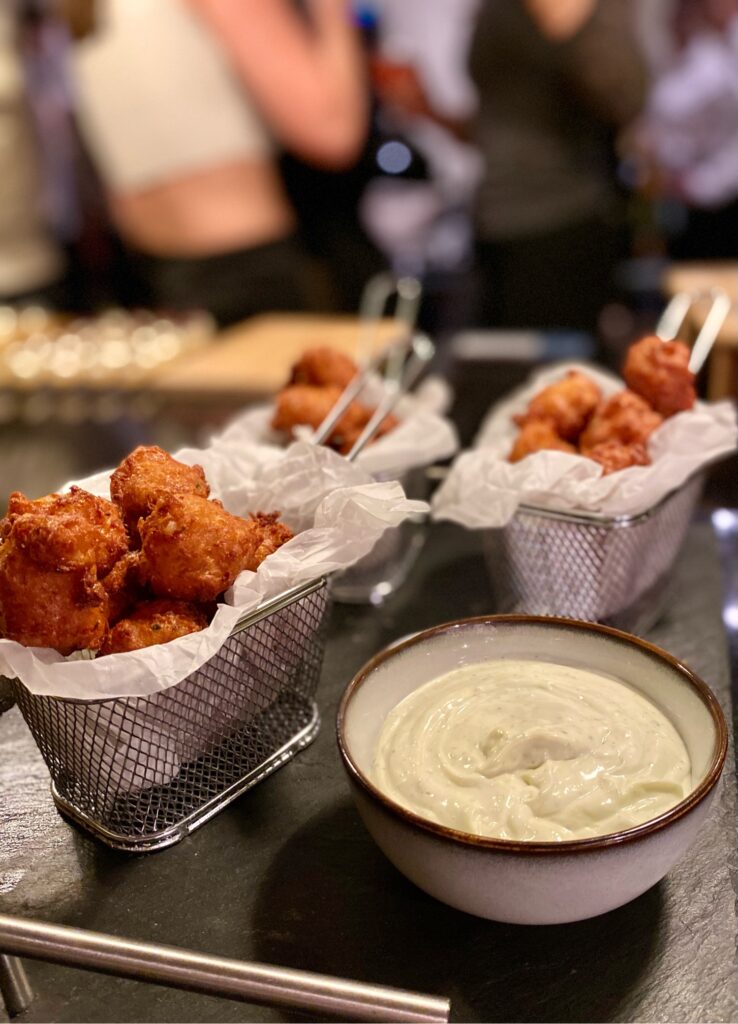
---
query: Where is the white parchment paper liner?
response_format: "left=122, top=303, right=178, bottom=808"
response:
left=0, top=440, right=427, bottom=700
left=221, top=375, right=459, bottom=478
left=432, top=361, right=737, bottom=528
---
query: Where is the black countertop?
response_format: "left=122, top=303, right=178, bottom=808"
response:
left=1, top=521, right=736, bottom=1024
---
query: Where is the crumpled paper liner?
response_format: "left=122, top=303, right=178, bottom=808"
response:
left=432, top=361, right=737, bottom=527
left=0, top=440, right=427, bottom=701
left=222, top=374, right=459, bottom=478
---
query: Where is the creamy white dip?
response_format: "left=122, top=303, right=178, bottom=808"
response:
left=372, top=660, right=691, bottom=842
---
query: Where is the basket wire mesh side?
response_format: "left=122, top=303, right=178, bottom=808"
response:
left=484, top=474, right=704, bottom=633
left=13, top=580, right=330, bottom=852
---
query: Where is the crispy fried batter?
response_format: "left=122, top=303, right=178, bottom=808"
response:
left=0, top=541, right=108, bottom=654
left=139, top=495, right=294, bottom=602
left=290, top=346, right=358, bottom=389
left=0, top=487, right=127, bottom=576
left=98, top=598, right=209, bottom=656
left=110, top=445, right=210, bottom=540
left=509, top=421, right=577, bottom=462
left=623, top=335, right=696, bottom=417
left=101, top=550, right=145, bottom=624
left=515, top=371, right=601, bottom=442
left=580, top=390, right=663, bottom=450
left=582, top=440, right=650, bottom=475
left=272, top=384, right=398, bottom=454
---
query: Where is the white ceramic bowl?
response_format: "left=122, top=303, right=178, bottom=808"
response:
left=337, top=616, right=727, bottom=925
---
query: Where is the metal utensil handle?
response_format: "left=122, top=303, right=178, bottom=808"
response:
left=0, top=915, right=450, bottom=1024
left=656, top=291, right=693, bottom=341
left=656, top=286, right=732, bottom=374
left=312, top=277, right=422, bottom=448
left=356, top=273, right=422, bottom=368
left=688, top=287, right=732, bottom=374
left=346, top=333, right=436, bottom=462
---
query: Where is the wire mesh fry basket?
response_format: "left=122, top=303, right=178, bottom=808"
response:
left=483, top=472, right=704, bottom=634
left=11, top=578, right=330, bottom=852
left=331, top=467, right=430, bottom=604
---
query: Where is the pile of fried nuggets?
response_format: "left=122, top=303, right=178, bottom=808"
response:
left=0, top=346, right=399, bottom=661
left=0, top=446, right=293, bottom=657
left=508, top=335, right=696, bottom=474
left=271, top=346, right=398, bottom=454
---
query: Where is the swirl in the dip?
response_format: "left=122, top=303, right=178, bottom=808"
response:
left=372, top=660, right=691, bottom=842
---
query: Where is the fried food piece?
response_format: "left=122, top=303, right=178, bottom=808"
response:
left=515, top=371, right=601, bottom=442
left=580, top=390, right=663, bottom=450
left=110, top=445, right=210, bottom=540
left=623, top=335, right=696, bottom=417
left=509, top=421, right=577, bottom=462
left=290, top=346, right=358, bottom=389
left=272, top=384, right=398, bottom=454
left=98, top=599, right=209, bottom=656
left=139, top=496, right=294, bottom=602
left=101, top=550, right=145, bottom=624
left=582, top=440, right=650, bottom=475
left=0, top=542, right=108, bottom=654
left=0, top=486, right=127, bottom=576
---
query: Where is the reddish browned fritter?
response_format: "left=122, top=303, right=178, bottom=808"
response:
left=101, top=550, right=145, bottom=624
left=0, top=487, right=127, bottom=653
left=515, top=371, right=601, bottom=442
left=0, top=551, right=108, bottom=655
left=272, top=383, right=398, bottom=455
left=110, top=445, right=209, bottom=540
left=290, top=346, right=358, bottom=389
left=580, top=390, right=663, bottom=450
left=509, top=421, right=577, bottom=462
left=0, top=487, right=127, bottom=576
left=0, top=447, right=294, bottom=655
left=139, top=495, right=294, bottom=603
left=623, top=335, right=696, bottom=418
left=582, top=440, right=650, bottom=475
left=99, top=599, right=209, bottom=656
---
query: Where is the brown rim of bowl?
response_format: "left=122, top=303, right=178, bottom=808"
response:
left=336, top=614, right=728, bottom=856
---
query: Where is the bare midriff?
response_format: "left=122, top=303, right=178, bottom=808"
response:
left=110, top=159, right=297, bottom=259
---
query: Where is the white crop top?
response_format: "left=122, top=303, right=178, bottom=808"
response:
left=71, top=0, right=272, bottom=192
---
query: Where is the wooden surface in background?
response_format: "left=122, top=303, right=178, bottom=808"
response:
left=153, top=314, right=401, bottom=399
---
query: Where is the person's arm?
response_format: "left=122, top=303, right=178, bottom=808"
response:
left=187, top=0, right=368, bottom=168
left=526, top=0, right=648, bottom=127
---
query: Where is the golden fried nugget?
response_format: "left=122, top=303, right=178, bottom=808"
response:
left=0, top=542, right=108, bottom=654
left=139, top=495, right=294, bottom=602
left=580, top=390, right=663, bottom=450
left=101, top=550, right=145, bottom=624
left=272, top=384, right=398, bottom=454
left=98, top=599, right=209, bottom=656
left=623, top=335, right=696, bottom=417
left=509, top=421, right=577, bottom=462
left=0, top=486, right=127, bottom=576
left=110, top=445, right=210, bottom=540
left=290, top=346, right=358, bottom=389
left=582, top=440, right=650, bottom=475
left=515, top=371, right=601, bottom=442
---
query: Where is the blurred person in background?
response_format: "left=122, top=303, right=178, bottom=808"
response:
left=359, top=0, right=481, bottom=280
left=0, top=1, right=66, bottom=306
left=638, top=0, right=738, bottom=261
left=62, top=0, right=368, bottom=326
left=469, top=0, right=648, bottom=334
